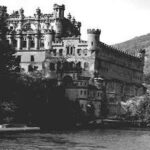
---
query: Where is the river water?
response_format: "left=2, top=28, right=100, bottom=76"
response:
left=0, top=129, right=150, bottom=150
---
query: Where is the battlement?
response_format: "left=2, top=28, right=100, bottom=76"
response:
left=99, top=42, right=142, bottom=60
left=53, top=4, right=65, bottom=10
left=44, top=29, right=55, bottom=34
left=87, top=29, right=101, bottom=34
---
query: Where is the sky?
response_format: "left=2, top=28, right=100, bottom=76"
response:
left=1, top=0, right=150, bottom=44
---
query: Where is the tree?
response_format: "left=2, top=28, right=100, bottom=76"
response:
left=0, top=6, right=19, bottom=99
left=0, top=6, right=19, bottom=123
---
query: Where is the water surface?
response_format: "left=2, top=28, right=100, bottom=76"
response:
left=0, top=129, right=150, bottom=150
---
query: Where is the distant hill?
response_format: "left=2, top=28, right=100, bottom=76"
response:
left=113, top=33, right=150, bottom=75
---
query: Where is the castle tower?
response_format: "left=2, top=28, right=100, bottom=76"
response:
left=87, top=29, right=101, bottom=50
left=19, top=8, right=24, bottom=20
left=53, top=4, right=65, bottom=38
left=55, top=19, right=63, bottom=38
left=44, top=29, right=54, bottom=50
left=35, top=7, right=41, bottom=30
left=53, top=4, right=65, bottom=19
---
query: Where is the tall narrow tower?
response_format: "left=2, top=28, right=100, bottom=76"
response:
left=44, top=29, right=54, bottom=50
left=87, top=29, right=101, bottom=50
left=53, top=4, right=65, bottom=38
left=53, top=4, right=65, bottom=19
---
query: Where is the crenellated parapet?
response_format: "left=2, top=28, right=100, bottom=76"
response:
left=87, top=29, right=101, bottom=50
left=53, top=4, right=65, bottom=10
left=99, top=41, right=144, bottom=61
left=53, top=4, right=65, bottom=19
left=87, top=29, right=101, bottom=35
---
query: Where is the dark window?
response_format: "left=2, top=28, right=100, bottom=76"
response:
left=66, top=47, right=69, bottom=55
left=84, top=90, right=87, bottom=95
left=80, top=90, right=83, bottom=95
left=30, top=40, right=35, bottom=48
left=59, top=49, right=63, bottom=56
left=31, top=55, right=34, bottom=62
left=91, top=42, right=93, bottom=46
left=70, top=47, right=73, bottom=55
left=22, top=40, right=26, bottom=48
left=16, top=55, right=21, bottom=62
left=77, top=49, right=81, bottom=55
left=13, top=39, right=17, bottom=47
left=50, top=63, right=55, bottom=71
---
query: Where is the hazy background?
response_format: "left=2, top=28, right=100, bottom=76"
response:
left=1, top=0, right=150, bottom=44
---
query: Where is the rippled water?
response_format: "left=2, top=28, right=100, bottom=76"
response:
left=0, top=129, right=150, bottom=150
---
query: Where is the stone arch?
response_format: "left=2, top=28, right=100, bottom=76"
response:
left=62, top=75, right=73, bottom=86
left=22, top=22, right=36, bottom=31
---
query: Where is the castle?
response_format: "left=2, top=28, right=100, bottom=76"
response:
left=0, top=4, right=146, bottom=117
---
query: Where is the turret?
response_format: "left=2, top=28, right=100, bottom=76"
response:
left=53, top=4, right=65, bottom=19
left=35, top=7, right=41, bottom=20
left=53, top=4, right=65, bottom=38
left=19, top=8, right=24, bottom=20
left=44, top=29, right=54, bottom=50
left=87, top=29, right=101, bottom=50
left=67, top=13, right=71, bottom=20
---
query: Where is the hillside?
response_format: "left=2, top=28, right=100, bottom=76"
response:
left=113, top=33, right=150, bottom=75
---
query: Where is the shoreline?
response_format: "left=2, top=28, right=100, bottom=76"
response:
left=0, top=119, right=150, bottom=133
left=0, top=127, right=40, bottom=133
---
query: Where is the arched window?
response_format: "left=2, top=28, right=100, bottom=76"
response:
left=66, top=46, right=69, bottom=55
left=31, top=55, right=34, bottom=62
left=77, top=49, right=81, bottom=56
left=70, top=47, right=73, bottom=55
left=22, top=39, right=26, bottom=48
left=30, top=39, right=35, bottom=48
